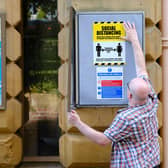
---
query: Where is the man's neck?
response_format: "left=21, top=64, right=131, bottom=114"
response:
left=129, top=99, right=147, bottom=107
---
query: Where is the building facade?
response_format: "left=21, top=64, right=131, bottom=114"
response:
left=0, top=0, right=163, bottom=167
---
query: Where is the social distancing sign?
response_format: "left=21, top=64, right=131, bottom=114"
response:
left=93, top=22, right=126, bottom=65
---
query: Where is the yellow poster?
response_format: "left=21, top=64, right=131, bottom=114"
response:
left=93, top=22, right=126, bottom=65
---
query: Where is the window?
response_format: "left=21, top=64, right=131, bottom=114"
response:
left=23, top=0, right=61, bottom=157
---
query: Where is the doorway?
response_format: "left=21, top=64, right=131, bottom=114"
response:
left=23, top=0, right=61, bottom=161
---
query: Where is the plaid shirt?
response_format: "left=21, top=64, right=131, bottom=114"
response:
left=104, top=75, right=160, bottom=168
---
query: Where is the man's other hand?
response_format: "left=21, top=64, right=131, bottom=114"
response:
left=68, top=110, right=81, bottom=126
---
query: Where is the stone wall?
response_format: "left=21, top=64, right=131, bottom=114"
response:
left=58, top=0, right=163, bottom=167
left=0, top=0, right=23, bottom=167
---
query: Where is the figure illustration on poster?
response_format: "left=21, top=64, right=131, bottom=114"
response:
left=96, top=42, right=123, bottom=57
left=116, top=43, right=122, bottom=56
left=96, top=43, right=102, bottom=57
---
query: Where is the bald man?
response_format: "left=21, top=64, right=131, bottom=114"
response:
left=127, top=78, right=150, bottom=106
left=68, top=22, right=160, bottom=168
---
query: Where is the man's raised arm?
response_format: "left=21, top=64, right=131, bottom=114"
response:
left=123, top=22, right=147, bottom=77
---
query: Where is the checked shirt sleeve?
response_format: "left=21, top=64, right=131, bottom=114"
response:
left=104, top=115, right=131, bottom=142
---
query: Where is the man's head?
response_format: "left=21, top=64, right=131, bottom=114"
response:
left=127, top=78, right=150, bottom=106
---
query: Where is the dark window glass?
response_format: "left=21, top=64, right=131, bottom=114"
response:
left=23, top=0, right=61, bottom=156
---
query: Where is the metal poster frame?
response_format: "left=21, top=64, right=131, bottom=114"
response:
left=0, top=12, right=6, bottom=110
left=75, top=11, right=145, bottom=107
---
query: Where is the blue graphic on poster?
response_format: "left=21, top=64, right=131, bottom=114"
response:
left=96, top=66, right=123, bottom=99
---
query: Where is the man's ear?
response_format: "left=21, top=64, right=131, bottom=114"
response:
left=129, top=93, right=133, bottom=99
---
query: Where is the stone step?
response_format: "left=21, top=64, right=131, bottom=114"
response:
left=19, top=162, right=64, bottom=168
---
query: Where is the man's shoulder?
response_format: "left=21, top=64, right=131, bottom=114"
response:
left=117, top=106, right=134, bottom=114
left=117, top=107, right=135, bottom=119
left=117, top=105, right=146, bottom=122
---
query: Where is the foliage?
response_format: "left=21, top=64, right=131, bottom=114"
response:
left=36, top=7, right=46, bottom=19
left=25, top=0, right=57, bottom=20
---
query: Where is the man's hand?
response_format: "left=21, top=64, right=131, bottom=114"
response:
left=123, top=22, right=139, bottom=43
left=68, top=110, right=81, bottom=126
left=68, top=109, right=111, bottom=145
